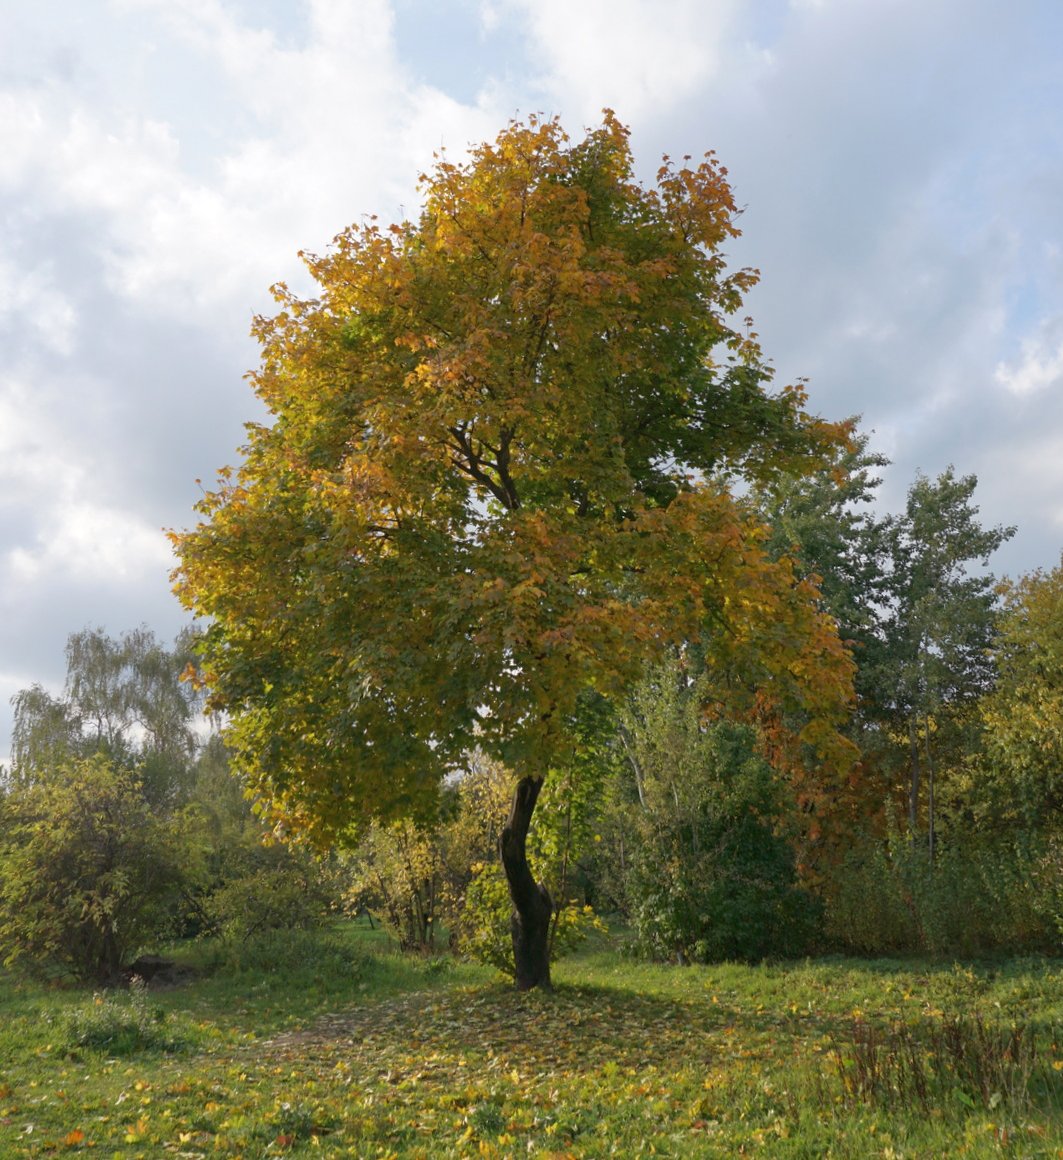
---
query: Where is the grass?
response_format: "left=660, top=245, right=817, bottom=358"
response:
left=0, top=922, right=1058, bottom=1157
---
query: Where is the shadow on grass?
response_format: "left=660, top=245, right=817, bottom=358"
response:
left=251, top=947, right=1062, bottom=1127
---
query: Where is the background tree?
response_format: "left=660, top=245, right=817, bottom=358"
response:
left=976, top=558, right=1063, bottom=829
left=6, top=632, right=342, bottom=971
left=172, top=112, right=850, bottom=990
left=757, top=455, right=1014, bottom=848
left=610, top=655, right=821, bottom=962
left=11, top=626, right=202, bottom=808
left=879, top=469, right=1013, bottom=851
left=752, top=425, right=893, bottom=721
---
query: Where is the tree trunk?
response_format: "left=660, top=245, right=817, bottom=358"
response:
left=907, top=716, right=921, bottom=836
left=924, top=717, right=936, bottom=863
left=499, top=775, right=553, bottom=991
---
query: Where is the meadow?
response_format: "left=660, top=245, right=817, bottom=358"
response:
left=0, top=922, right=1059, bottom=1158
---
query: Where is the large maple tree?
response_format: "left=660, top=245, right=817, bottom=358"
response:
left=172, top=112, right=853, bottom=989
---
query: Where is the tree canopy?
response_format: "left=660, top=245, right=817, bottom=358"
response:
left=172, top=113, right=851, bottom=857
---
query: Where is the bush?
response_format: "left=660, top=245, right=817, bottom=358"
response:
left=626, top=818, right=821, bottom=963
left=59, top=979, right=183, bottom=1055
left=0, top=755, right=188, bottom=981
left=826, top=822, right=1061, bottom=956
left=619, top=712, right=821, bottom=963
left=344, top=818, right=446, bottom=952
left=203, top=845, right=338, bottom=944
left=456, top=861, right=603, bottom=977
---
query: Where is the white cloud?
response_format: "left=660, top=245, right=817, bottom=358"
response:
left=0, top=376, right=70, bottom=496
left=995, top=331, right=1063, bottom=397
left=478, top=0, right=502, bottom=33
left=0, top=86, right=181, bottom=217
left=985, top=432, right=1063, bottom=539
left=0, top=93, right=48, bottom=189
left=500, top=0, right=740, bottom=122
left=0, top=370, right=171, bottom=587
left=2, top=0, right=507, bottom=329
left=7, top=504, right=171, bottom=585
left=0, top=257, right=79, bottom=355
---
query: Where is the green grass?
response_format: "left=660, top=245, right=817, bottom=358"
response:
left=0, top=922, right=1059, bottom=1157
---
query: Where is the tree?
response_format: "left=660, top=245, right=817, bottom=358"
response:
left=172, top=112, right=850, bottom=990
left=612, top=657, right=821, bottom=962
left=11, top=626, right=203, bottom=808
left=880, top=469, right=1013, bottom=851
left=752, top=425, right=893, bottom=716
left=977, top=557, right=1063, bottom=828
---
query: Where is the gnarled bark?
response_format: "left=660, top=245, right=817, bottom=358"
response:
left=499, top=775, right=553, bottom=991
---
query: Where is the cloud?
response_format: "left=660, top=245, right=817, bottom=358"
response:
left=2, top=0, right=507, bottom=337
left=498, top=0, right=742, bottom=123
left=0, top=256, right=79, bottom=356
left=7, top=505, right=171, bottom=586
left=0, top=365, right=171, bottom=586
left=995, top=329, right=1063, bottom=398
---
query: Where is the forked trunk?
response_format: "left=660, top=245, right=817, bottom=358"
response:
left=499, top=775, right=553, bottom=991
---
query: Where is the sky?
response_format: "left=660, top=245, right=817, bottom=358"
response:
left=2, top=0, right=1063, bottom=756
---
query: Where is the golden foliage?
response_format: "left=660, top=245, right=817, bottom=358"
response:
left=171, top=112, right=850, bottom=842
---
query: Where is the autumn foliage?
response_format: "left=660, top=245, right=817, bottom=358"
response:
left=171, top=112, right=861, bottom=986
left=173, top=113, right=849, bottom=823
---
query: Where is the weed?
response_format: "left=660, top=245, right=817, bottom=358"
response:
left=60, top=979, right=184, bottom=1055
left=467, top=1099, right=506, bottom=1136
left=832, top=1012, right=1051, bottom=1116
left=268, top=1100, right=337, bottom=1143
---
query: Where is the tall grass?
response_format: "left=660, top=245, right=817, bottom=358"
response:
left=830, top=1014, right=1049, bottom=1116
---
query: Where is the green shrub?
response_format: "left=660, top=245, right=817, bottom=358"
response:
left=826, top=832, right=919, bottom=954
left=826, top=825, right=1061, bottom=956
left=627, top=824, right=821, bottom=963
left=203, top=849, right=337, bottom=944
left=621, top=717, right=821, bottom=963
left=0, top=755, right=188, bottom=981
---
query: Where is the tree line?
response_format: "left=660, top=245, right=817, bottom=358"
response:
left=2, top=446, right=1059, bottom=985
